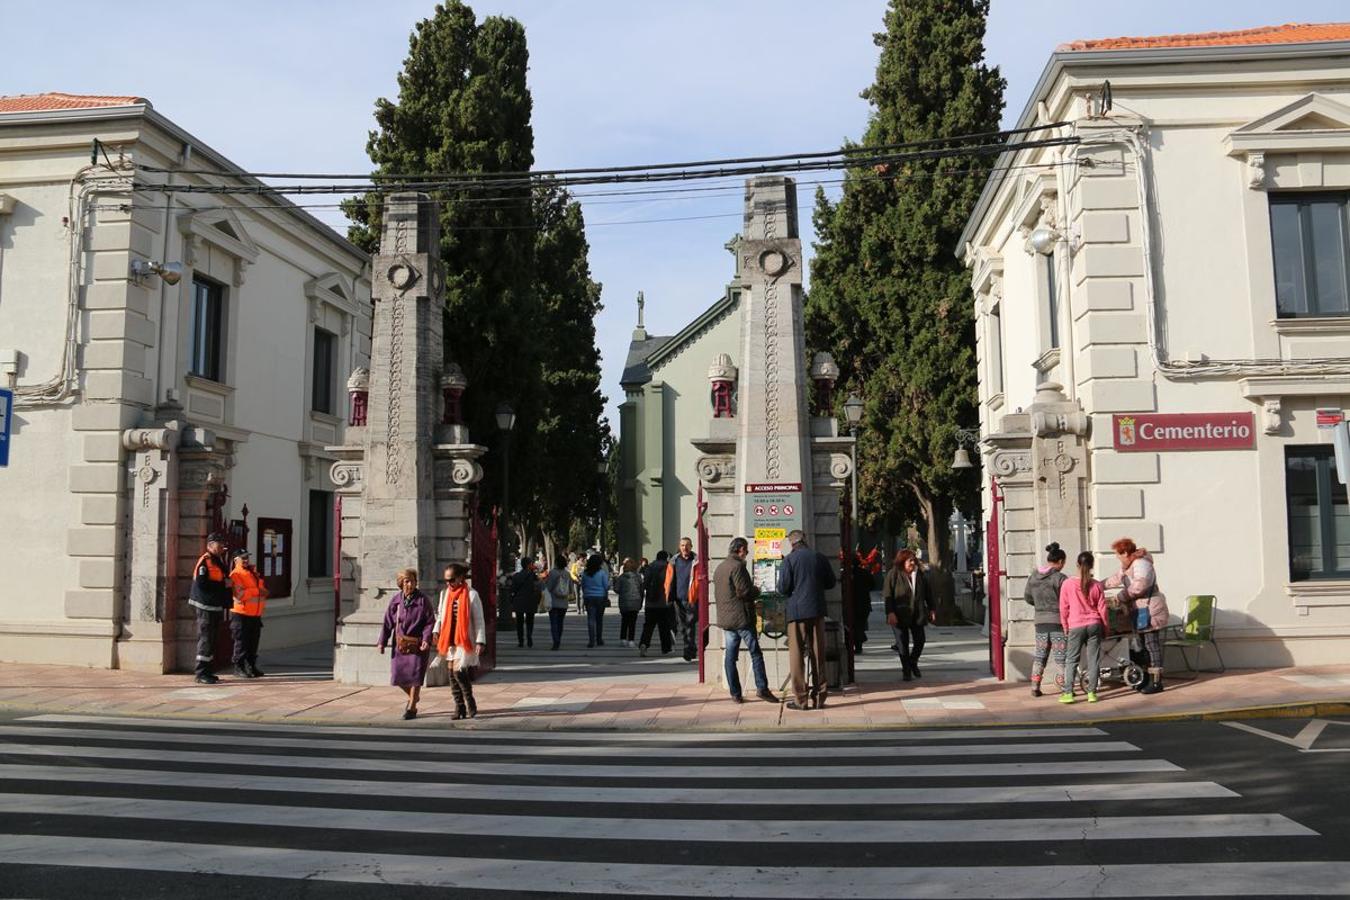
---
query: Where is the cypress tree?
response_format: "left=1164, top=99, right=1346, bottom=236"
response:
left=806, top=0, right=1004, bottom=566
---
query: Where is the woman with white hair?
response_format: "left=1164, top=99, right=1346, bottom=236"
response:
left=376, top=568, right=435, bottom=720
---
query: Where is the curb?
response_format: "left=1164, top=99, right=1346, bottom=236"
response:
left=4, top=698, right=1349, bottom=732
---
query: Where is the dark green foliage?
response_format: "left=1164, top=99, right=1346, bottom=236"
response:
left=344, top=2, right=606, bottom=551
left=805, top=0, right=1004, bottom=564
left=527, top=185, right=610, bottom=547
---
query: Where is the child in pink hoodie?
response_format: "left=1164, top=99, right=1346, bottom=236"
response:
left=1058, top=551, right=1108, bottom=704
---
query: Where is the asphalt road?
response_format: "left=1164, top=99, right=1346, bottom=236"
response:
left=0, top=710, right=1348, bottom=898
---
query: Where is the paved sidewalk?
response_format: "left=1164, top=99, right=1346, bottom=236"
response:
left=2, top=655, right=1348, bottom=730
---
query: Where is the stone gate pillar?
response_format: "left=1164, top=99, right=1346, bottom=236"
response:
left=331, top=193, right=485, bottom=685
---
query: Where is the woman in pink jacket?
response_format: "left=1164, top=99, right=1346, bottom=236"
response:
left=1104, top=537, right=1170, bottom=695
left=1058, top=551, right=1108, bottom=704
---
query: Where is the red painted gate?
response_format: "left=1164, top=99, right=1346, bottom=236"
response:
left=986, top=476, right=1006, bottom=680
left=470, top=500, right=499, bottom=674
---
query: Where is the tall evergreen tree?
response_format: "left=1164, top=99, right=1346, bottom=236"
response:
left=344, top=1, right=539, bottom=519
left=525, top=185, right=609, bottom=557
left=806, top=0, right=1004, bottom=565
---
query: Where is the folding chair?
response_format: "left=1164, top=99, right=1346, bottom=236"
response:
left=1163, top=595, right=1225, bottom=673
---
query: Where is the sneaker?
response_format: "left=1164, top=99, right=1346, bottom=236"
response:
left=1058, top=692, right=1075, bottom=704
left=194, top=673, right=219, bottom=685
left=1086, top=691, right=1099, bottom=703
left=233, top=664, right=252, bottom=678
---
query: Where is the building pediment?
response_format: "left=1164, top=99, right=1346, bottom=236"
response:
left=178, top=206, right=260, bottom=285
left=305, top=272, right=361, bottom=325
left=1226, top=93, right=1350, bottom=158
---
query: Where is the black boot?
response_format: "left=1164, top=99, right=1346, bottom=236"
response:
left=900, top=655, right=913, bottom=682
left=247, top=659, right=265, bottom=678
left=449, top=670, right=468, bottom=720
left=1140, top=668, right=1165, bottom=694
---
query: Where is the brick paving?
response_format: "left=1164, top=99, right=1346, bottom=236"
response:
left=2, top=655, right=1348, bottom=730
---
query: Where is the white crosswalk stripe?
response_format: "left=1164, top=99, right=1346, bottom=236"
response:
left=0, top=714, right=1341, bottom=897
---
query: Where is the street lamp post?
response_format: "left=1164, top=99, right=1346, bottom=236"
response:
left=495, top=402, right=516, bottom=570
left=843, top=394, right=865, bottom=527
left=596, top=459, right=608, bottom=556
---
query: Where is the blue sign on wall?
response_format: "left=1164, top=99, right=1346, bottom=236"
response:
left=0, top=387, right=12, bottom=468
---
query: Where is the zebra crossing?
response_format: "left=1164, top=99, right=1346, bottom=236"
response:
left=0, top=714, right=1346, bottom=897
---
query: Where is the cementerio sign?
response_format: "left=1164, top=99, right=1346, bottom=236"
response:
left=1112, top=412, right=1256, bottom=452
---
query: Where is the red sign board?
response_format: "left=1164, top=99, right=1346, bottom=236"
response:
left=1316, top=408, right=1344, bottom=428
left=1112, top=413, right=1256, bottom=452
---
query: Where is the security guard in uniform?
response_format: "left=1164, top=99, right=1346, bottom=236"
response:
left=190, top=533, right=232, bottom=684
left=228, top=550, right=269, bottom=678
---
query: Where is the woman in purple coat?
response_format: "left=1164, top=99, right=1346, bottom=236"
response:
left=377, top=568, right=436, bottom=719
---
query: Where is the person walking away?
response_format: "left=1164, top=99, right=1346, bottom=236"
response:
left=376, top=569, right=435, bottom=719
left=776, top=531, right=835, bottom=710
left=1104, top=537, right=1170, bottom=694
left=228, top=550, right=269, bottom=678
left=435, top=563, right=486, bottom=720
left=615, top=558, right=644, bottom=647
left=665, top=537, right=699, bottom=662
left=544, top=557, right=572, bottom=650
left=1058, top=552, right=1108, bottom=704
left=715, top=537, right=776, bottom=704
left=189, top=532, right=232, bottom=684
left=568, top=552, right=585, bottom=614
left=507, top=558, right=542, bottom=648
left=581, top=553, right=611, bottom=648
left=883, top=549, right=937, bottom=682
left=850, top=550, right=875, bottom=654
left=639, top=550, right=675, bottom=656
left=1024, top=542, right=1068, bottom=697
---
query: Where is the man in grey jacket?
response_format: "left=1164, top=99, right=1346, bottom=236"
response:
left=775, top=530, right=836, bottom=711
left=714, top=538, right=776, bottom=704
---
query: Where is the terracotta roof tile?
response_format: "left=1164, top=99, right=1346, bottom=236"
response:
left=0, top=92, right=146, bottom=114
left=1059, top=22, right=1350, bottom=53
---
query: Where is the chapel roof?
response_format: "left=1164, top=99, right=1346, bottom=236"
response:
left=1059, top=22, right=1350, bottom=53
left=620, top=335, right=672, bottom=388
left=0, top=92, right=147, bottom=113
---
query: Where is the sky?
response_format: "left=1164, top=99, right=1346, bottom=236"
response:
left=6, top=0, right=1350, bottom=427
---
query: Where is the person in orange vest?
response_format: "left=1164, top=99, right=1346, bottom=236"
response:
left=228, top=549, right=269, bottom=678
left=189, top=532, right=232, bottom=684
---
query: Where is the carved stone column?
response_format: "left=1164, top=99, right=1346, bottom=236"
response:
left=332, top=193, right=486, bottom=685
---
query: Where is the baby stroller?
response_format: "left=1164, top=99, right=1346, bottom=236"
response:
left=1096, top=596, right=1147, bottom=689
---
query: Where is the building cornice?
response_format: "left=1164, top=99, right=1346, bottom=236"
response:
left=956, top=39, right=1350, bottom=260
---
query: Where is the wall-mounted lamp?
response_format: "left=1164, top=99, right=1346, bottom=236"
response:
left=130, top=259, right=184, bottom=286
left=1029, top=224, right=1082, bottom=256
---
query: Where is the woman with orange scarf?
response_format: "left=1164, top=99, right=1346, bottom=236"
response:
left=433, top=562, right=486, bottom=720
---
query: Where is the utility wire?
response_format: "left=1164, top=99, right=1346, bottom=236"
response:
left=132, top=122, right=1073, bottom=181
left=98, top=159, right=1101, bottom=229
left=131, top=137, right=1079, bottom=196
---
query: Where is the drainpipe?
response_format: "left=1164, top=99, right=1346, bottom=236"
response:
left=153, top=142, right=188, bottom=410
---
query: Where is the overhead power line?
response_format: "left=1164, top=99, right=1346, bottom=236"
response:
left=132, top=122, right=1073, bottom=182
left=130, top=136, right=1079, bottom=197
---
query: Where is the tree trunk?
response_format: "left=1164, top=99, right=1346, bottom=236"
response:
left=911, top=481, right=958, bottom=625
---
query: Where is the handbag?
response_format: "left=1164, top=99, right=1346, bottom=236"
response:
left=1134, top=585, right=1155, bottom=630
left=393, top=601, right=422, bottom=654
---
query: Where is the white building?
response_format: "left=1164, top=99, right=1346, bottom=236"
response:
left=959, top=23, right=1350, bottom=672
left=0, top=93, right=371, bottom=671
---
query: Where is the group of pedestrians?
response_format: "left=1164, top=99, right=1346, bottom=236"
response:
left=188, top=532, right=270, bottom=685
left=1023, top=536, right=1170, bottom=704
left=376, top=563, right=486, bottom=720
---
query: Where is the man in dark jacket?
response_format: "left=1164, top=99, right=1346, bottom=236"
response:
left=189, top=532, right=232, bottom=684
left=668, top=537, right=698, bottom=661
left=714, top=537, right=776, bottom=704
left=638, top=550, right=675, bottom=657
left=775, top=530, right=836, bottom=710
left=508, top=559, right=542, bottom=648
